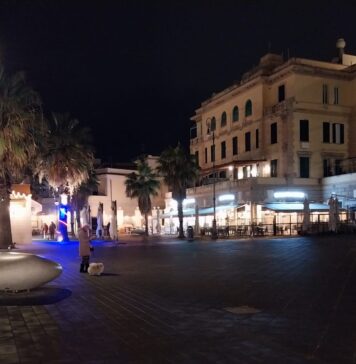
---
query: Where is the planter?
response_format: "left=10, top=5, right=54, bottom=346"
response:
left=0, top=252, right=62, bottom=292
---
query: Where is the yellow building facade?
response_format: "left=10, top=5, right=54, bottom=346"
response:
left=188, top=40, right=356, bottom=233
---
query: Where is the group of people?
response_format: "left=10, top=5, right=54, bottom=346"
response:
left=42, top=222, right=57, bottom=240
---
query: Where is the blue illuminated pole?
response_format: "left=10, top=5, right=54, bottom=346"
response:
left=58, top=194, right=69, bottom=242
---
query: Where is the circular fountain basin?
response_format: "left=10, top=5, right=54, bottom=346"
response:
left=0, top=252, right=62, bottom=291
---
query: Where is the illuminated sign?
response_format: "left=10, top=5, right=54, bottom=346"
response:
left=59, top=207, right=67, bottom=220
left=218, top=194, right=235, bottom=202
left=274, top=191, right=305, bottom=199
left=183, top=198, right=195, bottom=205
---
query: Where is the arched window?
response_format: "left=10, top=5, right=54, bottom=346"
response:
left=211, top=117, right=216, bottom=131
left=245, top=99, right=252, bottom=117
left=221, top=112, right=227, bottom=127
left=232, top=106, right=239, bottom=122
left=207, top=117, right=216, bottom=133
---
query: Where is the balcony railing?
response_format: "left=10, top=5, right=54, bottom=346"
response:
left=264, top=97, right=294, bottom=116
left=324, top=157, right=356, bottom=177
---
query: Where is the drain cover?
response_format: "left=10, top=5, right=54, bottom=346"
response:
left=224, top=306, right=261, bottom=315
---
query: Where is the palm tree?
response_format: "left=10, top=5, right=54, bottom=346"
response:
left=125, top=156, right=160, bottom=236
left=36, top=112, right=94, bottom=241
left=0, top=66, right=42, bottom=249
left=157, top=144, right=199, bottom=238
left=71, top=169, right=99, bottom=234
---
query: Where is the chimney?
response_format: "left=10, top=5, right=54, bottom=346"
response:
left=336, top=38, right=346, bottom=64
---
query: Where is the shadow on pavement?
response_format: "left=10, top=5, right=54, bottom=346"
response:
left=0, top=286, right=72, bottom=306
left=97, top=272, right=120, bottom=276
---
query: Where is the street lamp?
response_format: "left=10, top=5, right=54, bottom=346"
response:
left=206, top=118, right=218, bottom=239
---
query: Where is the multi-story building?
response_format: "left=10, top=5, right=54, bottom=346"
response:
left=88, top=155, right=168, bottom=234
left=32, top=155, right=169, bottom=238
left=188, top=39, right=356, bottom=231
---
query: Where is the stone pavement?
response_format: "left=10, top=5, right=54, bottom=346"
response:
left=1, top=234, right=356, bottom=363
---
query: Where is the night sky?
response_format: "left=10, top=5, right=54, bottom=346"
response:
left=0, top=1, right=355, bottom=162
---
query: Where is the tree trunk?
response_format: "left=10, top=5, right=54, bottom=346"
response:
left=144, top=213, right=149, bottom=236
left=76, top=207, right=81, bottom=235
left=177, top=200, right=185, bottom=239
left=70, top=206, right=75, bottom=236
left=0, top=184, right=13, bottom=249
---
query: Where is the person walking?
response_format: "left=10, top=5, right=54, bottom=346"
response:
left=42, top=223, right=49, bottom=239
left=78, top=224, right=92, bottom=273
left=49, top=222, right=56, bottom=240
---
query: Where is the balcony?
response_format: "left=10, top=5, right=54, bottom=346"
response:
left=187, top=176, right=287, bottom=196
left=264, top=97, right=294, bottom=117
left=190, top=136, right=201, bottom=145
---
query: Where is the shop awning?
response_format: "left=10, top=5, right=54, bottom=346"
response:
left=263, top=202, right=330, bottom=212
left=161, top=208, right=195, bottom=218
left=161, top=204, right=238, bottom=218
left=198, top=204, right=237, bottom=216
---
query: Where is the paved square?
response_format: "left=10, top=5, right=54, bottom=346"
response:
left=1, top=235, right=356, bottom=363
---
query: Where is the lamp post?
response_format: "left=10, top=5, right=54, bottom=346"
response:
left=206, top=118, right=218, bottom=239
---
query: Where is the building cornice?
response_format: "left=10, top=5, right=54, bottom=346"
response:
left=191, top=77, right=263, bottom=120
left=95, top=168, right=135, bottom=176
left=191, top=57, right=356, bottom=122
left=200, top=158, right=266, bottom=176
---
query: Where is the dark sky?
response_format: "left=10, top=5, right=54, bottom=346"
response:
left=0, top=0, right=355, bottom=162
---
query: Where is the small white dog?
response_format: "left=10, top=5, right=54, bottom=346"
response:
left=87, top=262, right=104, bottom=276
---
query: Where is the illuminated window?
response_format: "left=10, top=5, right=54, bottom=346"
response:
left=332, top=123, right=344, bottom=144
left=243, top=166, right=248, bottom=178
left=324, top=122, right=344, bottom=144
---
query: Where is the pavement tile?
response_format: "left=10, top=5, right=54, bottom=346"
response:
left=0, top=343, right=17, bottom=355
left=1, top=235, right=356, bottom=363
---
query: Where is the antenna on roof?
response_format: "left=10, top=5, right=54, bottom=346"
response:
left=336, top=38, right=346, bottom=64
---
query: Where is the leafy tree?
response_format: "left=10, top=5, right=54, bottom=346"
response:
left=36, top=112, right=94, bottom=241
left=125, top=156, right=160, bottom=236
left=157, top=144, right=199, bottom=238
left=0, top=66, right=42, bottom=249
